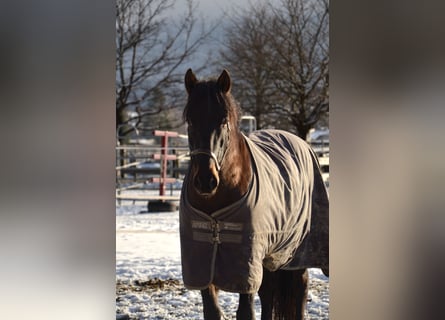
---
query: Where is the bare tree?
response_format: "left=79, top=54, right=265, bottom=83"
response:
left=218, top=0, right=329, bottom=138
left=268, top=0, right=329, bottom=138
left=218, top=4, right=278, bottom=129
left=116, top=0, right=215, bottom=139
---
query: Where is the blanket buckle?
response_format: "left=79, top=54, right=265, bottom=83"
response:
left=211, top=222, right=221, bottom=244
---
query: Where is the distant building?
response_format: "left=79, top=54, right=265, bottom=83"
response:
left=240, top=115, right=257, bottom=135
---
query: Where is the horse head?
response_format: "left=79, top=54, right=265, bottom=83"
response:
left=183, top=68, right=237, bottom=196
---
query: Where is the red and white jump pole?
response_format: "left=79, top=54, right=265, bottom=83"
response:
left=148, top=130, right=179, bottom=212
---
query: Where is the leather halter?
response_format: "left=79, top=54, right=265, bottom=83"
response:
left=190, top=149, right=221, bottom=171
left=189, top=122, right=231, bottom=172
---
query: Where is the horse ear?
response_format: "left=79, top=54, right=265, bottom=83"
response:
left=185, top=68, right=198, bottom=94
left=217, top=69, right=231, bottom=94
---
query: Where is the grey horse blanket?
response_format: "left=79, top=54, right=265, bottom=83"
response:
left=179, top=129, right=329, bottom=293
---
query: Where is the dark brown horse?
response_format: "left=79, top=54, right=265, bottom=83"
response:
left=179, top=69, right=329, bottom=319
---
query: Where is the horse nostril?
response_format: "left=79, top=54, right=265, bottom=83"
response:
left=209, top=176, right=217, bottom=190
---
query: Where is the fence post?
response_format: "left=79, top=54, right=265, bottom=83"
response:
left=149, top=130, right=179, bottom=212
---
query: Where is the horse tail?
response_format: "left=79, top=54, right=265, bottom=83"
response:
left=259, top=268, right=308, bottom=320
left=276, top=269, right=309, bottom=319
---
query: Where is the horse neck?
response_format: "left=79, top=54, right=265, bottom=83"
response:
left=219, top=130, right=252, bottom=195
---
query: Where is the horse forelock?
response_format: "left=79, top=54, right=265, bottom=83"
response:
left=184, top=79, right=239, bottom=129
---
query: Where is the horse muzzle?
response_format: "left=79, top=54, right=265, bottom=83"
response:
left=191, top=161, right=220, bottom=196
left=193, top=172, right=219, bottom=196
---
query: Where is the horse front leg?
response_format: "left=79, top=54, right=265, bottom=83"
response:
left=201, top=284, right=223, bottom=320
left=236, top=293, right=255, bottom=320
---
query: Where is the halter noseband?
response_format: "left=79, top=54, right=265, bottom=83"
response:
left=190, top=149, right=221, bottom=171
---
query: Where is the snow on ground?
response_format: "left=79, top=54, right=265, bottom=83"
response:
left=116, top=203, right=329, bottom=319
